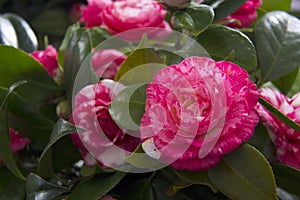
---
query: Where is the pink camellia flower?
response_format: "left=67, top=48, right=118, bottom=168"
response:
left=92, top=49, right=127, bottom=79
left=101, top=0, right=172, bottom=40
left=71, top=80, right=140, bottom=167
left=255, top=88, right=300, bottom=170
left=223, top=0, right=262, bottom=28
left=30, top=45, right=59, bottom=77
left=80, top=0, right=112, bottom=28
left=140, top=56, right=259, bottom=171
left=0, top=128, right=30, bottom=164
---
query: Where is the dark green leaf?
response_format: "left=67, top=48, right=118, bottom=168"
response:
left=109, top=84, right=147, bottom=131
left=172, top=5, right=214, bottom=36
left=197, top=25, right=257, bottom=72
left=38, top=119, right=80, bottom=178
left=123, top=145, right=162, bottom=169
left=0, top=167, right=26, bottom=200
left=259, top=97, right=300, bottom=132
left=208, top=144, right=277, bottom=200
left=277, top=187, right=300, bottom=200
left=288, top=69, right=300, bottom=97
left=247, top=122, right=276, bottom=162
left=63, top=29, right=92, bottom=106
left=272, top=163, right=300, bottom=197
left=255, top=11, right=300, bottom=83
left=0, top=16, right=17, bottom=48
left=89, top=27, right=112, bottom=47
left=262, top=0, right=292, bottom=11
left=0, top=81, right=27, bottom=180
left=26, top=173, right=70, bottom=200
left=58, top=23, right=80, bottom=68
left=3, top=13, right=38, bottom=53
left=273, top=68, right=299, bottom=95
left=0, top=45, right=61, bottom=103
left=114, top=48, right=163, bottom=82
left=0, top=86, right=54, bottom=149
left=69, top=171, right=126, bottom=200
left=119, top=177, right=155, bottom=200
left=212, top=0, right=247, bottom=22
left=175, top=170, right=217, bottom=192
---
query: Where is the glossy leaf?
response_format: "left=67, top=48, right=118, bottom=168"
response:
left=3, top=13, right=38, bottom=53
left=0, top=45, right=61, bottom=103
left=0, top=81, right=27, bottom=180
left=197, top=25, right=257, bottom=72
left=109, top=84, right=147, bottom=131
left=288, top=69, right=300, bottom=97
left=114, top=48, right=163, bottom=82
left=272, top=163, right=300, bottom=197
left=175, top=170, right=217, bottom=192
left=38, top=119, right=81, bottom=178
left=172, top=5, right=214, bottom=36
left=259, top=97, right=300, bottom=132
left=0, top=15, right=18, bottom=47
left=273, top=68, right=299, bottom=95
left=212, top=0, right=247, bottom=22
left=26, top=173, right=70, bottom=200
left=69, top=171, right=126, bottom=200
left=0, top=167, right=26, bottom=200
left=208, top=144, right=277, bottom=200
left=262, top=0, right=292, bottom=11
left=89, top=27, right=112, bottom=47
left=63, top=28, right=92, bottom=106
left=255, top=11, right=300, bottom=83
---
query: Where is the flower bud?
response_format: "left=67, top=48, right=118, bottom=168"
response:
left=162, top=0, right=191, bottom=9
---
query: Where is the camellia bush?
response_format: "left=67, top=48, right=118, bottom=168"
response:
left=0, top=0, right=300, bottom=199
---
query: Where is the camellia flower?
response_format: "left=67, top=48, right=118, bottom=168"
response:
left=92, top=49, right=127, bottom=79
left=71, top=80, right=140, bottom=167
left=101, top=0, right=172, bottom=40
left=140, top=56, right=259, bottom=171
left=30, top=45, right=59, bottom=77
left=80, top=0, right=112, bottom=28
left=223, top=0, right=262, bottom=28
left=255, top=88, right=300, bottom=170
left=0, top=129, right=30, bottom=165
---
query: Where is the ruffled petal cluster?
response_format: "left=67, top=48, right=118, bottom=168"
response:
left=140, top=56, right=259, bottom=171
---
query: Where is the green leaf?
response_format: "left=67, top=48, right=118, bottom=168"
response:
left=89, top=27, right=112, bottom=47
left=109, top=84, right=147, bottom=131
left=0, top=86, right=54, bottom=149
left=259, top=97, right=300, bottom=132
left=272, top=163, right=300, bottom=197
left=247, top=122, right=276, bottom=162
left=0, top=15, right=18, bottom=48
left=69, top=171, right=126, bottom=200
left=114, top=48, right=163, bottom=82
left=197, top=25, right=257, bottom=72
left=26, top=173, right=70, bottom=200
left=3, top=13, right=38, bottom=53
left=123, top=145, right=162, bottom=169
left=0, top=167, right=26, bottom=200
left=0, top=81, right=27, bottom=180
left=212, top=0, right=247, bottom=22
left=172, top=5, right=214, bottom=36
left=58, top=23, right=80, bottom=68
left=208, top=144, right=277, bottom=200
left=255, top=11, right=300, bottom=83
left=63, top=29, right=92, bottom=106
left=38, top=119, right=80, bottom=178
left=288, top=69, right=300, bottom=97
left=273, top=68, right=299, bottom=95
left=262, top=0, right=292, bottom=11
left=175, top=170, right=217, bottom=192
left=0, top=45, right=61, bottom=103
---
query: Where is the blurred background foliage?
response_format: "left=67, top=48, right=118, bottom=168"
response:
left=0, top=0, right=84, bottom=48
